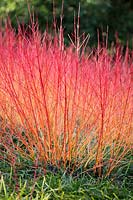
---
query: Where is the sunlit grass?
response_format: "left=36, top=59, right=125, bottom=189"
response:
left=0, top=152, right=132, bottom=200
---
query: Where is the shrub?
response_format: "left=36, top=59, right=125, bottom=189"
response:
left=0, top=22, right=132, bottom=177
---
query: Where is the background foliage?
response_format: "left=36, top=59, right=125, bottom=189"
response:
left=0, top=0, right=133, bottom=47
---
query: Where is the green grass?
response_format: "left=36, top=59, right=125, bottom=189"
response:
left=0, top=153, right=132, bottom=200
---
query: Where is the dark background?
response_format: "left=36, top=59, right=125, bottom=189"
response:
left=0, top=0, right=133, bottom=48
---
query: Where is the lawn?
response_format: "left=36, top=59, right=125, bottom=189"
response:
left=0, top=153, right=132, bottom=199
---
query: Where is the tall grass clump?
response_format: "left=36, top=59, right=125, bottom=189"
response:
left=0, top=20, right=132, bottom=177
